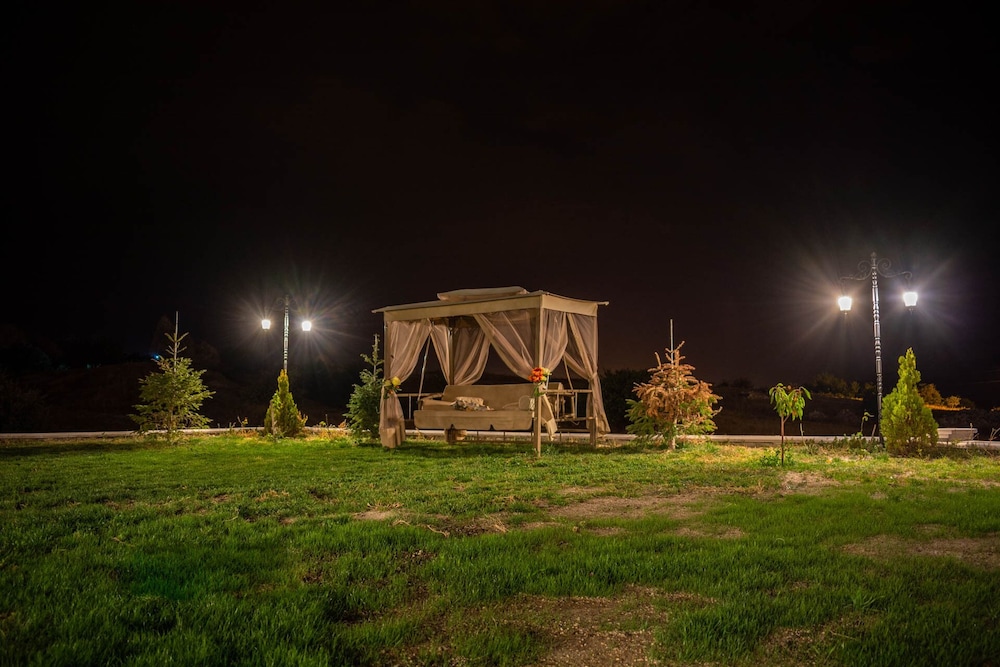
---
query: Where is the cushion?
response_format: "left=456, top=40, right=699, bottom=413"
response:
left=437, top=286, right=529, bottom=302
left=455, top=396, right=491, bottom=411
left=420, top=398, right=456, bottom=411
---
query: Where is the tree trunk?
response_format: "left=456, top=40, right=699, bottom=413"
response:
left=780, top=417, right=786, bottom=465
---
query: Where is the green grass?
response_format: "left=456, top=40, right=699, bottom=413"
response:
left=2, top=435, right=999, bottom=666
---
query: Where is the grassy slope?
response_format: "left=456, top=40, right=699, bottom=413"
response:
left=2, top=435, right=999, bottom=666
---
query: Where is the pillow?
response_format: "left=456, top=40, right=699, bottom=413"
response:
left=455, top=396, right=485, bottom=411
left=420, top=398, right=456, bottom=411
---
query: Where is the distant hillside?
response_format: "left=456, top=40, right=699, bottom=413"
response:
left=6, top=363, right=997, bottom=439
left=14, top=362, right=345, bottom=432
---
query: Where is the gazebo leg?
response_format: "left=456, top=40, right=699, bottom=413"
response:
left=533, top=397, right=543, bottom=456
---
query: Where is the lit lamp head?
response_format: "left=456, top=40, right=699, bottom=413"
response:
left=301, top=320, right=312, bottom=332
left=261, top=318, right=272, bottom=330
left=902, top=290, right=918, bottom=309
left=837, top=295, right=852, bottom=313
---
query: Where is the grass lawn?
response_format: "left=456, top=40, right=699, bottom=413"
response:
left=2, top=434, right=999, bottom=666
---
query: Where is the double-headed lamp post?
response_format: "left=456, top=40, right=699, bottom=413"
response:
left=838, top=252, right=918, bottom=444
left=261, top=294, right=312, bottom=373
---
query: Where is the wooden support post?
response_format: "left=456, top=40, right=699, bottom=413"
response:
left=534, top=307, right=544, bottom=457
left=533, top=394, right=542, bottom=456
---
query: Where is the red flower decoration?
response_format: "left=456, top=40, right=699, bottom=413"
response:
left=528, top=366, right=550, bottom=384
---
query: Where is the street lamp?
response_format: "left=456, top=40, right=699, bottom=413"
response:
left=261, top=294, right=312, bottom=372
left=838, top=252, right=917, bottom=444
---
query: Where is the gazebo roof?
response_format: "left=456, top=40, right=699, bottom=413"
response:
left=373, top=287, right=608, bottom=321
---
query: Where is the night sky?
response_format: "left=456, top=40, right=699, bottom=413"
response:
left=4, top=2, right=999, bottom=405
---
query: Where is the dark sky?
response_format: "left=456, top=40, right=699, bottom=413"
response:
left=4, top=2, right=999, bottom=404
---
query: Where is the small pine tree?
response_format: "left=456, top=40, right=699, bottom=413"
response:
left=768, top=383, right=811, bottom=465
left=263, top=368, right=307, bottom=438
left=345, top=335, right=384, bottom=444
left=626, top=341, right=721, bottom=449
left=132, top=319, right=214, bottom=442
left=882, top=348, right=938, bottom=456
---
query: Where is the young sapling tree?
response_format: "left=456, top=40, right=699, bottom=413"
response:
left=345, top=334, right=385, bottom=444
left=768, top=383, right=810, bottom=465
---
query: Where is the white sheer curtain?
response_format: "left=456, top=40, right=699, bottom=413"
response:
left=428, top=322, right=449, bottom=384
left=565, top=313, right=610, bottom=433
left=540, top=310, right=569, bottom=370
left=435, top=319, right=490, bottom=386
left=474, top=309, right=571, bottom=437
left=473, top=311, right=535, bottom=378
left=379, top=319, right=433, bottom=447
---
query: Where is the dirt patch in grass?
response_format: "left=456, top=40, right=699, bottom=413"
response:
left=533, top=627, right=659, bottom=665
left=353, top=501, right=405, bottom=522
left=781, top=471, right=840, bottom=494
left=353, top=509, right=399, bottom=521
left=843, top=532, right=1000, bottom=569
left=556, top=485, right=601, bottom=497
left=544, top=492, right=710, bottom=521
left=384, top=586, right=684, bottom=666
left=352, top=492, right=744, bottom=539
left=521, top=590, right=663, bottom=666
left=449, top=514, right=514, bottom=536
left=539, top=492, right=748, bottom=538
left=759, top=625, right=826, bottom=662
left=254, top=489, right=289, bottom=502
left=345, top=466, right=848, bottom=542
left=674, top=525, right=745, bottom=539
left=757, top=612, right=879, bottom=666
left=496, top=586, right=712, bottom=667
left=516, top=520, right=561, bottom=532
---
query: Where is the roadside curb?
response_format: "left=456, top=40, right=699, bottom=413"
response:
left=2, top=429, right=996, bottom=450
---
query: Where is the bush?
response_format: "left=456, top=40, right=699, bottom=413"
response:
left=345, top=335, right=383, bottom=443
left=810, top=372, right=863, bottom=399
left=918, top=383, right=944, bottom=407
left=882, top=348, right=938, bottom=456
left=132, top=329, right=214, bottom=441
left=263, top=369, right=307, bottom=438
left=626, top=342, right=720, bottom=449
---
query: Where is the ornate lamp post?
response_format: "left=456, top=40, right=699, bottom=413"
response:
left=261, top=294, right=312, bottom=372
left=838, top=252, right=917, bottom=444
